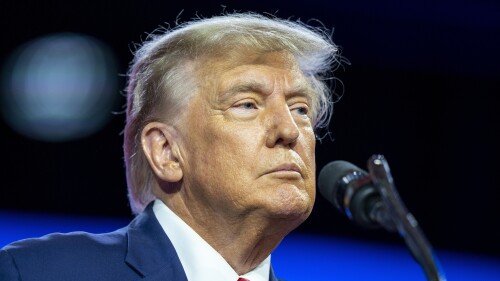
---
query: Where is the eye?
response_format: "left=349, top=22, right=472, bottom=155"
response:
left=241, top=102, right=256, bottom=109
left=295, top=106, right=308, bottom=115
left=234, top=100, right=258, bottom=110
left=291, top=104, right=310, bottom=116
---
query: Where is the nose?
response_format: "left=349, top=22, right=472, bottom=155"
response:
left=265, top=101, right=300, bottom=148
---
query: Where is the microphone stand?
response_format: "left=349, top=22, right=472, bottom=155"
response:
left=366, top=154, right=447, bottom=281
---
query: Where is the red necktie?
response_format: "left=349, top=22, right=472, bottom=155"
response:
left=238, top=278, right=250, bottom=281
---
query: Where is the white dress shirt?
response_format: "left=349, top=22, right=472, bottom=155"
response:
left=153, top=199, right=271, bottom=281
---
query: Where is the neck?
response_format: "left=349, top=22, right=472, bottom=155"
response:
left=157, top=192, right=304, bottom=275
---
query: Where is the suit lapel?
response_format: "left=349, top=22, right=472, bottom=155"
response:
left=125, top=203, right=188, bottom=281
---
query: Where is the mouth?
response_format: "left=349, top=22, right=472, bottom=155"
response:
left=265, top=163, right=302, bottom=177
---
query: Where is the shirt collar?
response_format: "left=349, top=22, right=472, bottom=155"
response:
left=153, top=199, right=271, bottom=281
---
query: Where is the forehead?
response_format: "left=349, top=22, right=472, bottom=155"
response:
left=249, top=50, right=299, bottom=69
left=197, top=50, right=314, bottom=97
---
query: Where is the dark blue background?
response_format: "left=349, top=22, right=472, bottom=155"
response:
left=1, top=0, right=499, bottom=277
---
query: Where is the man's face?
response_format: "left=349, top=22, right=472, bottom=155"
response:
left=176, top=50, right=316, bottom=225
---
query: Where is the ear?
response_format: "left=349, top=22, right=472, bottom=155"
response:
left=141, top=122, right=183, bottom=183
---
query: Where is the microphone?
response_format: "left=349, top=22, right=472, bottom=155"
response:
left=318, top=157, right=447, bottom=281
left=318, top=160, right=395, bottom=231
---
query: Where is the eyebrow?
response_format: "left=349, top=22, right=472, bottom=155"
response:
left=221, top=79, right=315, bottom=102
left=227, top=80, right=266, bottom=95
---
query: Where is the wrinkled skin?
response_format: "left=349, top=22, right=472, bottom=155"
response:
left=145, top=50, right=317, bottom=274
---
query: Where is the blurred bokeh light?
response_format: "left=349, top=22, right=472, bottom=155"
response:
left=1, top=33, right=118, bottom=142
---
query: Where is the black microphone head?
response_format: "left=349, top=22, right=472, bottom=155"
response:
left=318, top=160, right=382, bottom=229
left=318, top=160, right=365, bottom=206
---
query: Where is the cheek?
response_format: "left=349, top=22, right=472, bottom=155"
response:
left=301, top=130, right=317, bottom=196
left=301, top=129, right=317, bottom=168
left=193, top=122, right=259, bottom=177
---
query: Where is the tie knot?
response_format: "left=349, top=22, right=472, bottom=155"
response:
left=238, top=278, right=250, bottom=281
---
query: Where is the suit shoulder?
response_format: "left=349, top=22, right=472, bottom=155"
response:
left=1, top=227, right=133, bottom=281
left=3, top=227, right=127, bottom=255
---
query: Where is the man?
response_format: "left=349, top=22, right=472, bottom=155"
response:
left=0, top=13, right=339, bottom=280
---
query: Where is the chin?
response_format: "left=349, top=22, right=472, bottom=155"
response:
left=266, top=184, right=314, bottom=221
left=274, top=202, right=312, bottom=221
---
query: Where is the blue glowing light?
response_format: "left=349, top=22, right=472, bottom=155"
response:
left=1, top=33, right=118, bottom=142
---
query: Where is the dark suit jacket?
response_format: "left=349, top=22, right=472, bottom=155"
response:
left=0, top=204, right=280, bottom=281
